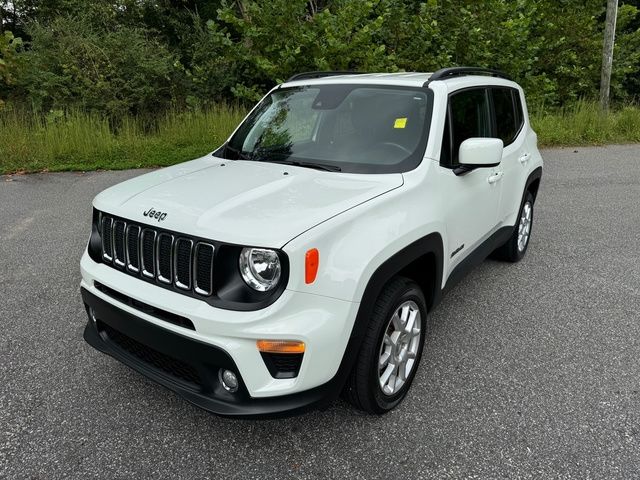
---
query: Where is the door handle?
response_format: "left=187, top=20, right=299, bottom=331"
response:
left=519, top=153, right=531, bottom=164
left=487, top=171, right=503, bottom=184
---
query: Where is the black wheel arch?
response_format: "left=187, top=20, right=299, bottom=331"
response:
left=525, top=167, right=543, bottom=202
left=326, top=232, right=445, bottom=402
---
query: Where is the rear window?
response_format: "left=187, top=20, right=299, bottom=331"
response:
left=491, top=88, right=524, bottom=146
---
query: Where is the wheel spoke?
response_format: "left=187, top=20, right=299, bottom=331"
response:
left=404, top=309, right=418, bottom=334
left=383, top=373, right=397, bottom=395
left=400, top=305, right=410, bottom=323
left=379, top=350, right=391, bottom=368
left=391, top=312, right=403, bottom=331
left=380, top=363, right=396, bottom=390
left=398, top=362, right=407, bottom=381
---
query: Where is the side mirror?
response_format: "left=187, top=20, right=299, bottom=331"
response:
left=455, top=138, right=503, bottom=175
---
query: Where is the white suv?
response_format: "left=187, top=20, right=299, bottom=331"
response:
left=81, top=68, right=543, bottom=416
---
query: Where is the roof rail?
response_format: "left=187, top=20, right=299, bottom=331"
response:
left=425, top=67, right=512, bottom=85
left=286, top=71, right=366, bottom=82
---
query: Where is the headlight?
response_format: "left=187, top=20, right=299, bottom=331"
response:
left=239, top=248, right=282, bottom=292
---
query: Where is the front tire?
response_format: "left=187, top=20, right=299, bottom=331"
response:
left=494, top=191, right=534, bottom=262
left=344, top=276, right=426, bottom=414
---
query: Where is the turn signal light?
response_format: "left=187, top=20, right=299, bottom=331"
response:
left=257, top=339, right=306, bottom=354
left=305, top=248, right=319, bottom=284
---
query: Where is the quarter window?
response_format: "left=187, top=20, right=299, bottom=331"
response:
left=513, top=90, right=524, bottom=130
left=492, top=88, right=518, bottom=145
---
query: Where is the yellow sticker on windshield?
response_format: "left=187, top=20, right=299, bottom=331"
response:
left=394, top=117, right=407, bottom=129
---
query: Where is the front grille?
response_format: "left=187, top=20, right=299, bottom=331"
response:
left=98, top=320, right=202, bottom=387
left=100, top=214, right=215, bottom=298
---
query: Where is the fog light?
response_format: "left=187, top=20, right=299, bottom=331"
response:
left=219, top=369, right=239, bottom=393
left=89, top=307, right=97, bottom=324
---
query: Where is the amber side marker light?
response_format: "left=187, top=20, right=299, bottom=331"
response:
left=305, top=248, right=319, bottom=284
left=257, top=339, right=306, bottom=354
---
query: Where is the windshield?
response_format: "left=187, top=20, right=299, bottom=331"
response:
left=218, top=85, right=433, bottom=173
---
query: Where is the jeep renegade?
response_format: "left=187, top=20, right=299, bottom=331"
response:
left=81, top=68, right=543, bottom=416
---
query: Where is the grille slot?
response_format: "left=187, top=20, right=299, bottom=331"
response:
left=113, top=220, right=126, bottom=267
left=174, top=238, right=193, bottom=290
left=194, top=243, right=215, bottom=296
left=156, top=233, right=174, bottom=284
left=98, top=320, right=202, bottom=387
left=141, top=229, right=156, bottom=278
left=126, top=225, right=141, bottom=273
left=101, top=217, right=114, bottom=261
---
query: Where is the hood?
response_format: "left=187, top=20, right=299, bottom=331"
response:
left=93, top=155, right=403, bottom=247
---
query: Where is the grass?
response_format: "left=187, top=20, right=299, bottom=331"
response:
left=0, top=105, right=246, bottom=174
left=530, top=100, right=640, bottom=147
left=1, top=101, right=639, bottom=175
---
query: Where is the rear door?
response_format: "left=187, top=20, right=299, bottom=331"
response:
left=490, top=87, right=528, bottom=225
left=437, top=87, right=502, bottom=268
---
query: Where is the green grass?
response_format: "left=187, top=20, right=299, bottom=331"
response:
left=1, top=101, right=639, bottom=175
left=530, top=100, right=640, bottom=147
left=0, top=105, right=246, bottom=174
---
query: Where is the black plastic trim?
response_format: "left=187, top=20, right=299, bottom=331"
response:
left=426, top=67, right=512, bottom=85
left=94, top=281, right=195, bottom=330
left=452, top=162, right=499, bottom=176
left=260, top=352, right=304, bottom=379
left=82, top=288, right=337, bottom=418
left=442, top=227, right=513, bottom=295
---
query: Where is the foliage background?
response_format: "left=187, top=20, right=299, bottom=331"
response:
left=0, top=1, right=639, bottom=174
left=1, top=0, right=639, bottom=119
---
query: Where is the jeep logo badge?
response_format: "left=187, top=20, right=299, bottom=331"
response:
left=143, top=207, right=167, bottom=222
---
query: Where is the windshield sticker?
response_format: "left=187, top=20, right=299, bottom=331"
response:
left=394, top=117, right=407, bottom=129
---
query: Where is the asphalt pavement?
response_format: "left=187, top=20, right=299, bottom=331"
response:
left=1, top=145, right=639, bottom=479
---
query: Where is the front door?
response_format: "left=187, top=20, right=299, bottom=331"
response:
left=437, top=87, right=502, bottom=271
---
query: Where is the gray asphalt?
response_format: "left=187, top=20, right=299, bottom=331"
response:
left=1, top=145, right=639, bottom=479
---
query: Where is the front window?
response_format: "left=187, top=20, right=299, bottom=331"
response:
left=219, top=85, right=433, bottom=173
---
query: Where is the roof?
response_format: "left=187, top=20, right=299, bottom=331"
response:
left=282, top=72, right=433, bottom=88
left=281, top=70, right=519, bottom=90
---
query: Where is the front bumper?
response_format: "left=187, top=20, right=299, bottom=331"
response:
left=82, top=288, right=342, bottom=417
left=80, top=249, right=361, bottom=417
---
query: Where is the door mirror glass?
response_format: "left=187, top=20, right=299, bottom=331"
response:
left=458, top=138, right=503, bottom=167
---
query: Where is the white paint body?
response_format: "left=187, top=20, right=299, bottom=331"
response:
left=81, top=72, right=543, bottom=397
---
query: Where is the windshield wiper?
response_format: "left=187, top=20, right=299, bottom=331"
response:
left=258, top=158, right=341, bottom=172
left=224, top=143, right=252, bottom=160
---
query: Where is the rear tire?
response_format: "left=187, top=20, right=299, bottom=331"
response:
left=494, top=191, right=534, bottom=262
left=344, top=276, right=426, bottom=414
